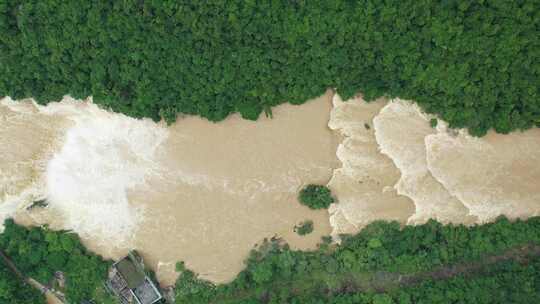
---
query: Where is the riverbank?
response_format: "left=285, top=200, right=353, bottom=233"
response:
left=3, top=91, right=340, bottom=286
left=3, top=216, right=540, bottom=303
left=2, top=1, right=537, bottom=135
left=328, top=94, right=540, bottom=239
left=1, top=91, right=540, bottom=287
left=173, top=216, right=540, bottom=303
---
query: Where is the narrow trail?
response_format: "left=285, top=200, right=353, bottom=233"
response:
left=210, top=244, right=540, bottom=303
left=336, top=244, right=540, bottom=294
left=0, top=249, right=66, bottom=303
left=0, top=249, right=25, bottom=280
left=399, top=244, right=540, bottom=287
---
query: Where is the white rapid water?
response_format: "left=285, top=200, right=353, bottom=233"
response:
left=425, top=122, right=540, bottom=222
left=373, top=100, right=477, bottom=225
left=327, top=94, right=415, bottom=238
left=328, top=94, right=540, bottom=237
left=1, top=92, right=539, bottom=286
left=1, top=92, right=339, bottom=285
left=1, top=96, right=168, bottom=247
left=42, top=98, right=168, bottom=246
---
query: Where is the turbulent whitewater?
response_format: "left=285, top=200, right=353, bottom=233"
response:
left=1, top=92, right=339, bottom=285
left=1, top=92, right=539, bottom=286
left=328, top=94, right=540, bottom=237
left=1, top=97, right=168, bottom=246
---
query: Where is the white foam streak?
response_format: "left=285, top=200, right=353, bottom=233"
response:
left=328, top=94, right=540, bottom=236
left=373, top=100, right=475, bottom=225
left=425, top=126, right=540, bottom=222
left=1, top=96, right=168, bottom=246
left=44, top=97, right=168, bottom=246
left=327, top=94, right=415, bottom=239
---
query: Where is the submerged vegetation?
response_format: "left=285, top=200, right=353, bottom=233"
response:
left=0, top=1, right=538, bottom=135
left=299, top=184, right=334, bottom=209
left=173, top=216, right=540, bottom=303
left=0, top=219, right=116, bottom=303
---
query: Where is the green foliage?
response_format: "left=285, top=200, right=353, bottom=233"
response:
left=372, top=294, right=393, bottom=304
left=0, top=219, right=115, bottom=303
left=173, top=216, right=540, bottom=303
left=0, top=260, right=45, bottom=304
left=294, top=220, right=314, bottom=236
left=325, top=257, right=540, bottom=304
left=175, top=264, right=216, bottom=304
left=0, top=1, right=538, bottom=135
left=430, top=118, right=438, bottom=128
left=299, top=184, right=334, bottom=209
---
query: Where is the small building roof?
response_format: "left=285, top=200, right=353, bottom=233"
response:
left=133, top=278, right=162, bottom=304
left=115, top=258, right=145, bottom=289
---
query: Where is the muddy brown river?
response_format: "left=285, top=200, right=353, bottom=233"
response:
left=1, top=91, right=539, bottom=287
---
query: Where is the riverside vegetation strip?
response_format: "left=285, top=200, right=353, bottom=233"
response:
left=172, top=216, right=540, bottom=303
left=3, top=216, right=540, bottom=303
left=2, top=217, right=540, bottom=303
left=2, top=216, right=540, bottom=303
left=1, top=1, right=538, bottom=135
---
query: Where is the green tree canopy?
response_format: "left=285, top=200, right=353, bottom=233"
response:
left=298, top=184, right=335, bottom=209
left=0, top=0, right=538, bottom=136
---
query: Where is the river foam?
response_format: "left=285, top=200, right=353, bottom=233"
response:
left=373, top=100, right=477, bottom=225
left=426, top=122, right=540, bottom=222
left=1, top=92, right=338, bottom=285
left=328, top=94, right=540, bottom=238
left=1, top=96, right=168, bottom=247
left=43, top=98, right=168, bottom=246
left=327, top=94, right=415, bottom=238
left=1, top=92, right=539, bottom=286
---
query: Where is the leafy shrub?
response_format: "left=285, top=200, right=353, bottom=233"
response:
left=294, top=220, right=314, bottom=236
left=299, top=184, right=335, bottom=209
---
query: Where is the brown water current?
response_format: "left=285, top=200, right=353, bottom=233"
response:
left=327, top=94, right=415, bottom=238
left=0, top=100, right=72, bottom=219
left=114, top=90, right=339, bottom=284
left=373, top=100, right=477, bottom=225
left=3, top=92, right=339, bottom=286
left=425, top=123, right=540, bottom=222
left=1, top=92, right=539, bottom=287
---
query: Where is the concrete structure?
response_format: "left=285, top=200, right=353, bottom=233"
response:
left=106, top=251, right=162, bottom=304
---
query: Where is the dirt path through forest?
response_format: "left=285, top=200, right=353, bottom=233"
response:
left=212, top=244, right=540, bottom=303
left=0, top=249, right=65, bottom=304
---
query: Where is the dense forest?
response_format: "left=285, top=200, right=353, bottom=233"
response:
left=0, top=219, right=116, bottom=303
left=174, top=216, right=540, bottom=303
left=0, top=1, right=538, bottom=135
